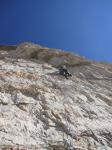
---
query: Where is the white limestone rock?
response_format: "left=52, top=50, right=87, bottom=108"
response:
left=0, top=42, right=112, bottom=149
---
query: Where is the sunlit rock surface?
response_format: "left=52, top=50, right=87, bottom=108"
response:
left=0, top=43, right=112, bottom=150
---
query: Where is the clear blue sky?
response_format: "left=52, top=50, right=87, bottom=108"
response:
left=0, top=0, right=112, bottom=62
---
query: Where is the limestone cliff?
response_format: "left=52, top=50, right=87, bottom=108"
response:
left=0, top=42, right=112, bottom=150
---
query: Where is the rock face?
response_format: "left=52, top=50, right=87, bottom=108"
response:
left=0, top=42, right=112, bottom=150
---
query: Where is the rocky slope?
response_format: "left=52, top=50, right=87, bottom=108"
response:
left=0, top=43, right=112, bottom=150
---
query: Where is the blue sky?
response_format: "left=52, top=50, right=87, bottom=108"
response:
left=0, top=0, right=112, bottom=62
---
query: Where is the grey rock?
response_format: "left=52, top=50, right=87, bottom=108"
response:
left=0, top=42, right=112, bottom=150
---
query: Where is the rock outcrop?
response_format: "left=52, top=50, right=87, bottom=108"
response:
left=0, top=42, right=112, bottom=150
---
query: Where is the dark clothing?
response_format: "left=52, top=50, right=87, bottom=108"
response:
left=59, top=67, right=72, bottom=79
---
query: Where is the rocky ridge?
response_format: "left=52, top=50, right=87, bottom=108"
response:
left=0, top=42, right=112, bottom=150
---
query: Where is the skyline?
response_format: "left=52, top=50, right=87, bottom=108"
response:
left=0, top=0, right=112, bottom=62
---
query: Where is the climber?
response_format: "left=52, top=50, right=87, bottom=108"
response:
left=58, top=65, right=72, bottom=79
